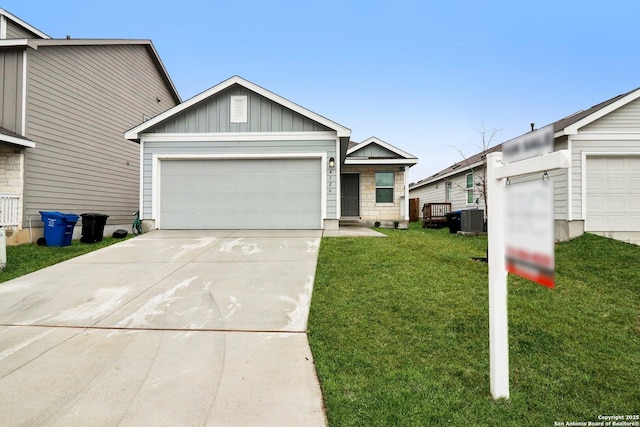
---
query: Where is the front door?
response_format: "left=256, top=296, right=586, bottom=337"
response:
left=341, top=174, right=360, bottom=217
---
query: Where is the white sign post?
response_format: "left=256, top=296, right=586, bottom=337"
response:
left=486, top=149, right=570, bottom=400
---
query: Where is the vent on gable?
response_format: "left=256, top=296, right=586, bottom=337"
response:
left=230, top=95, right=248, bottom=123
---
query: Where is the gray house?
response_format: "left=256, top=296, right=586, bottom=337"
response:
left=125, top=76, right=417, bottom=230
left=0, top=9, right=180, bottom=244
left=410, top=87, right=640, bottom=244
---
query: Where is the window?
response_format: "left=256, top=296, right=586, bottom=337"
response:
left=445, top=181, right=451, bottom=202
left=375, top=171, right=394, bottom=203
left=466, top=173, right=474, bottom=204
left=230, top=96, right=247, bottom=123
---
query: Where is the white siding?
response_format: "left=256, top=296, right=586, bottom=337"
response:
left=410, top=168, right=487, bottom=217
left=580, top=98, right=640, bottom=133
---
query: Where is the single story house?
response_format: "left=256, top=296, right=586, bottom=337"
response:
left=410, top=87, right=640, bottom=244
left=125, top=76, right=418, bottom=231
left=0, top=8, right=180, bottom=244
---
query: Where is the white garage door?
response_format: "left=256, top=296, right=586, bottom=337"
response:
left=586, top=156, right=640, bottom=231
left=160, top=158, right=322, bottom=229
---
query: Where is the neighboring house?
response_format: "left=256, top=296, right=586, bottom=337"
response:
left=0, top=9, right=180, bottom=244
left=125, top=76, right=418, bottom=231
left=410, top=87, right=640, bottom=244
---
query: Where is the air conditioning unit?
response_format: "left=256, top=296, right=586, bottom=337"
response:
left=461, top=209, right=485, bottom=233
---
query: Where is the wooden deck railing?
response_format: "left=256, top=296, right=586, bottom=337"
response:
left=422, top=202, right=452, bottom=228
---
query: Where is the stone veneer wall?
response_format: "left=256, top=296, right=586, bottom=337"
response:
left=344, top=166, right=405, bottom=222
left=0, top=145, right=25, bottom=243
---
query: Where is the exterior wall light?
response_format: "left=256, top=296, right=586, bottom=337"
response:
left=329, top=157, right=335, bottom=168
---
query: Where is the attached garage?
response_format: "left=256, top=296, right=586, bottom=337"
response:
left=586, top=155, right=640, bottom=232
left=126, top=76, right=352, bottom=231
left=159, top=158, right=322, bottom=229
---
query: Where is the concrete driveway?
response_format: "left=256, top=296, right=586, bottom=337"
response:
left=0, top=230, right=326, bottom=426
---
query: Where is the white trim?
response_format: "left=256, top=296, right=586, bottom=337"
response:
left=335, top=138, right=341, bottom=218
left=581, top=151, right=587, bottom=224
left=564, top=133, right=640, bottom=141
left=151, top=153, right=327, bottom=229
left=495, top=150, right=571, bottom=180
left=1, top=15, right=6, bottom=39
left=21, top=48, right=27, bottom=136
left=0, top=39, right=29, bottom=47
left=126, top=75, right=351, bottom=140
left=139, top=139, right=145, bottom=217
left=465, top=172, right=474, bottom=205
left=137, top=131, right=338, bottom=143
left=404, top=166, right=410, bottom=220
left=347, top=136, right=417, bottom=160
left=561, top=88, right=640, bottom=135
left=581, top=151, right=640, bottom=230
left=345, top=158, right=418, bottom=166
left=567, top=137, right=573, bottom=221
left=0, top=133, right=35, bottom=148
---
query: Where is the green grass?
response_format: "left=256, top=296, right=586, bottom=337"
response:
left=308, top=224, right=640, bottom=426
left=0, top=237, right=130, bottom=284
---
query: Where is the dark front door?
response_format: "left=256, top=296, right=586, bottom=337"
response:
left=341, top=174, right=360, bottom=217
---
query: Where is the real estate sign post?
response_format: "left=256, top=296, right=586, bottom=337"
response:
left=486, top=146, right=570, bottom=400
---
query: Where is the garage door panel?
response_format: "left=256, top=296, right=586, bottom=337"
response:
left=160, top=159, right=321, bottom=229
left=587, top=156, right=640, bottom=232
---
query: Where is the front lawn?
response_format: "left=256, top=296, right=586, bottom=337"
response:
left=0, top=237, right=130, bottom=284
left=308, top=225, right=640, bottom=426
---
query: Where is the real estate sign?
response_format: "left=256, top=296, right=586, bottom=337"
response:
left=504, top=179, right=555, bottom=288
left=502, top=124, right=554, bottom=164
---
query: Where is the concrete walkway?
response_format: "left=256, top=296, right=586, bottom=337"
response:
left=0, top=230, right=326, bottom=426
left=323, top=226, right=387, bottom=237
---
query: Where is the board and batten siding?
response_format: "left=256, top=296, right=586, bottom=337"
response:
left=0, top=49, right=24, bottom=133
left=149, top=85, right=333, bottom=134
left=142, top=139, right=338, bottom=220
left=351, top=144, right=397, bottom=158
left=23, top=44, right=178, bottom=225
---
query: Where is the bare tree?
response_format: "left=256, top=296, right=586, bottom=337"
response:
left=448, top=123, right=501, bottom=222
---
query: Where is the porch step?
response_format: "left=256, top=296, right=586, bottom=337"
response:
left=339, top=218, right=363, bottom=227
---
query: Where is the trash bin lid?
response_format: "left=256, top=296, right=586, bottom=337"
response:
left=81, top=213, right=109, bottom=218
left=63, top=213, right=80, bottom=222
left=39, top=211, right=65, bottom=219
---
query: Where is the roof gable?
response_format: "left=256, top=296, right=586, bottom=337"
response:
left=555, top=87, right=640, bottom=135
left=126, top=76, right=351, bottom=140
left=345, top=136, right=417, bottom=166
left=0, top=38, right=181, bottom=104
left=144, top=83, right=334, bottom=134
left=0, top=9, right=50, bottom=39
left=412, top=86, right=640, bottom=190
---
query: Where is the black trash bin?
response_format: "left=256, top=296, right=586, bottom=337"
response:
left=446, top=210, right=462, bottom=234
left=80, top=213, right=109, bottom=243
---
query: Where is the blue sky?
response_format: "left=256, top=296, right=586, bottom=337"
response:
left=4, top=1, right=640, bottom=182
